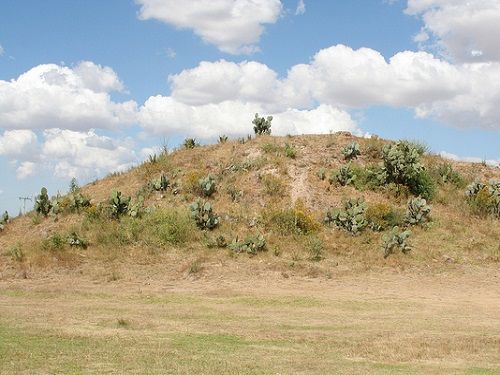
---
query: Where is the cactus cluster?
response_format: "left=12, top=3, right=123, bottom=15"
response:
left=34, top=187, right=53, bottom=217
left=342, top=142, right=361, bottom=161
left=331, top=164, right=355, bottom=186
left=0, top=211, right=9, bottom=231
left=109, top=191, right=131, bottom=218
left=190, top=199, right=219, bottom=230
left=466, top=179, right=500, bottom=218
left=382, top=226, right=412, bottom=258
left=324, top=198, right=367, bottom=235
left=198, top=175, right=216, bottom=197
left=229, top=234, right=266, bottom=254
left=405, top=197, right=432, bottom=225
left=252, top=113, right=272, bottom=135
left=152, top=173, right=169, bottom=192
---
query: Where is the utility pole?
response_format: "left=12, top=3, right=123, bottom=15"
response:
left=18, top=196, right=32, bottom=215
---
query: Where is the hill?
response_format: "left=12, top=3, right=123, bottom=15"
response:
left=0, top=132, right=499, bottom=374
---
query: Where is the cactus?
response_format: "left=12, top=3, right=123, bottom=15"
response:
left=198, top=175, right=216, bottom=197
left=342, top=142, right=361, bottom=161
left=34, top=187, right=52, bottom=217
left=109, top=190, right=130, bottom=218
left=405, top=197, right=432, bottom=225
left=229, top=234, right=266, bottom=254
left=324, top=198, right=367, bottom=235
left=330, top=164, right=355, bottom=186
left=252, top=113, right=272, bottom=135
left=489, top=180, right=500, bottom=217
left=190, top=199, right=219, bottom=230
left=382, top=226, right=412, bottom=258
left=0, top=211, right=8, bottom=231
left=69, top=193, right=91, bottom=213
left=218, top=135, right=228, bottom=144
left=465, top=179, right=499, bottom=218
left=183, top=138, right=197, bottom=149
left=127, top=197, right=144, bottom=218
left=284, top=143, right=297, bottom=158
left=67, top=232, right=88, bottom=249
left=465, top=180, right=486, bottom=197
left=152, top=173, right=169, bottom=191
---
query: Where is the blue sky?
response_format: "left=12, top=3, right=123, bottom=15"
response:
left=1, top=0, right=499, bottom=215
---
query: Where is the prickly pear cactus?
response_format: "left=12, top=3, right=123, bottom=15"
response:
left=252, top=113, right=272, bottom=135
left=190, top=199, right=219, bottom=230
left=331, top=164, right=355, bottom=186
left=109, top=190, right=130, bottom=218
left=152, top=173, right=169, bottom=191
left=405, top=197, right=431, bottom=225
left=342, top=142, right=361, bottom=161
left=229, top=234, right=266, bottom=254
left=382, top=141, right=423, bottom=185
left=127, top=197, right=144, bottom=218
left=199, top=175, right=216, bottom=197
left=69, top=193, right=91, bottom=213
left=382, top=226, right=412, bottom=258
left=34, top=187, right=53, bottom=217
left=465, top=180, right=486, bottom=197
left=324, top=198, right=367, bottom=235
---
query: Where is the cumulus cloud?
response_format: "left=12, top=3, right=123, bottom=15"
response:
left=0, top=130, right=39, bottom=159
left=0, top=62, right=137, bottom=131
left=406, top=0, right=500, bottom=62
left=146, top=45, right=500, bottom=132
left=16, top=161, right=36, bottom=179
left=135, top=0, right=283, bottom=54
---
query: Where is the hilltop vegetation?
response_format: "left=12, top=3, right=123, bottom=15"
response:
left=1, top=127, right=498, bottom=279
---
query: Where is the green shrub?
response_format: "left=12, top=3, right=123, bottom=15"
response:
left=366, top=203, right=403, bottom=231
left=405, top=197, right=431, bottom=225
left=342, top=142, right=361, bottom=161
left=198, top=175, right=216, bottom=197
left=382, top=141, right=435, bottom=199
left=252, top=113, right=272, bottom=135
left=229, top=234, right=266, bottom=254
left=190, top=199, right=220, bottom=230
left=306, top=236, right=324, bottom=261
left=68, top=192, right=91, bottom=213
left=261, top=174, right=286, bottom=197
left=34, top=187, right=52, bottom=217
left=67, top=232, right=88, bottom=249
left=382, top=227, right=412, bottom=258
left=10, top=245, right=24, bottom=262
left=147, top=209, right=194, bottom=245
left=351, top=164, right=387, bottom=191
left=285, top=143, right=297, bottom=159
left=433, top=162, right=465, bottom=187
left=466, top=179, right=500, bottom=218
left=317, top=168, right=326, bottom=181
left=324, top=198, right=367, bottom=235
left=41, top=233, right=66, bottom=251
left=0, top=211, right=8, bottom=231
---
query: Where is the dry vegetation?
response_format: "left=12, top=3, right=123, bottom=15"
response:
left=0, top=132, right=499, bottom=374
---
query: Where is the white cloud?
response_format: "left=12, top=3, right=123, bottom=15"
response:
left=0, top=130, right=39, bottom=159
left=406, top=0, right=500, bottom=62
left=139, top=96, right=358, bottom=139
left=0, top=62, right=137, bottom=131
left=0, top=44, right=4, bottom=56
left=439, top=151, right=499, bottom=168
left=16, top=161, right=36, bottom=179
left=40, top=129, right=139, bottom=180
left=135, top=0, right=283, bottom=54
left=295, top=0, right=306, bottom=15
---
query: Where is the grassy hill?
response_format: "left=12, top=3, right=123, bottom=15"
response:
left=0, top=132, right=499, bottom=374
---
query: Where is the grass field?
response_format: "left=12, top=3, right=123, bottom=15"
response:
left=1, top=266, right=499, bottom=374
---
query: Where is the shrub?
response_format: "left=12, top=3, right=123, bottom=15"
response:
left=324, top=198, right=367, bottom=235
left=261, top=174, right=286, bottom=197
left=330, top=164, right=355, bottom=186
left=41, top=233, right=66, bottom=251
left=184, top=170, right=205, bottom=194
left=382, top=141, right=435, bottom=199
left=183, top=138, right=197, bottom=149
left=264, top=200, right=320, bottom=235
left=147, top=209, right=194, bottom=245
left=351, top=164, right=387, bottom=191
left=68, top=193, right=91, bottom=213
left=190, top=199, right=220, bottom=230
left=10, top=245, right=24, bottom=262
left=366, top=203, right=403, bottom=231
left=306, top=236, right=324, bottom=261
left=34, top=187, right=52, bottom=217
left=466, top=179, right=500, bottom=218
left=285, top=143, right=297, bottom=159
left=229, top=234, right=266, bottom=254
left=342, top=142, right=361, bottom=161
left=0, top=211, right=8, bottom=231
left=382, top=227, right=412, bottom=258
left=252, top=113, right=272, bottom=135
left=405, top=197, right=432, bottom=225
left=218, top=135, right=228, bottom=144
left=317, top=168, right=326, bottom=181
left=198, top=175, right=216, bottom=197
left=109, top=191, right=130, bottom=219
left=433, top=162, right=464, bottom=187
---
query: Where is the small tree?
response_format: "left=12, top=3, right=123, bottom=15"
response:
left=252, top=113, right=272, bottom=135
